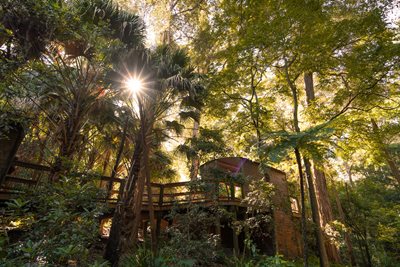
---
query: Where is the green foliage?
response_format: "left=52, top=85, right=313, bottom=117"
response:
left=120, top=246, right=195, bottom=267
left=0, top=110, right=29, bottom=138
left=259, top=123, right=337, bottom=164
left=226, top=254, right=298, bottom=267
left=1, top=175, right=107, bottom=266
left=338, top=170, right=400, bottom=266
left=160, top=205, right=222, bottom=266
left=177, top=127, right=229, bottom=170
left=0, top=0, right=64, bottom=59
left=76, top=0, right=145, bottom=48
left=242, top=179, right=275, bottom=214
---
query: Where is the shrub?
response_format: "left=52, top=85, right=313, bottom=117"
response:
left=1, top=174, right=107, bottom=266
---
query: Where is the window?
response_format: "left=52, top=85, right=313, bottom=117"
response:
left=290, top=197, right=300, bottom=214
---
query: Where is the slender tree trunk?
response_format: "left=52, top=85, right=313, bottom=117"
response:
left=189, top=120, right=200, bottom=180
left=100, top=150, right=111, bottom=188
left=371, top=119, right=400, bottom=185
left=108, top=117, right=129, bottom=198
left=102, top=151, right=111, bottom=175
left=143, top=128, right=157, bottom=253
left=344, top=162, right=354, bottom=186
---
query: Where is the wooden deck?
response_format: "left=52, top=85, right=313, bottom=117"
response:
left=0, top=160, right=246, bottom=210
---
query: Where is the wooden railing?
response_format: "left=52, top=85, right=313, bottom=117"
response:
left=141, top=180, right=244, bottom=209
left=0, top=160, right=246, bottom=209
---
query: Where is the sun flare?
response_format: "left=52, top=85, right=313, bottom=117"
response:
left=125, top=78, right=143, bottom=94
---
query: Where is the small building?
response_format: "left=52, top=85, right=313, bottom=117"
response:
left=200, top=157, right=302, bottom=259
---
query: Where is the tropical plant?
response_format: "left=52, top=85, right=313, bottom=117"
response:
left=1, top=174, right=107, bottom=266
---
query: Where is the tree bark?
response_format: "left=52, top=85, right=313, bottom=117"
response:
left=294, top=148, right=309, bottom=267
left=304, top=159, right=330, bottom=267
left=104, top=131, right=142, bottom=266
left=304, top=72, right=340, bottom=263
left=108, top=117, right=129, bottom=198
left=104, top=97, right=155, bottom=265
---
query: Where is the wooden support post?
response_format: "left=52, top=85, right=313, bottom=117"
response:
left=215, top=216, right=221, bottom=246
left=158, top=184, right=164, bottom=207
left=231, top=206, right=240, bottom=256
left=156, top=185, right=164, bottom=239
left=230, top=181, right=235, bottom=200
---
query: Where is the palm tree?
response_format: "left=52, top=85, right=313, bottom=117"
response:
left=104, top=45, right=203, bottom=265
left=23, top=0, right=147, bottom=176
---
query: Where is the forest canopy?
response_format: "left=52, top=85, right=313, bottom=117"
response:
left=0, top=0, right=399, bottom=266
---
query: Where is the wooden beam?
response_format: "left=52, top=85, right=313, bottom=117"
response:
left=5, top=176, right=36, bottom=185
left=13, top=160, right=52, bottom=172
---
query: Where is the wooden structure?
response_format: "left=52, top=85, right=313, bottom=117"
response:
left=0, top=124, right=24, bottom=186
left=0, top=157, right=303, bottom=260
left=200, top=157, right=302, bottom=259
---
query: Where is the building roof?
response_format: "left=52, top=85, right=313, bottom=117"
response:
left=200, top=157, right=286, bottom=175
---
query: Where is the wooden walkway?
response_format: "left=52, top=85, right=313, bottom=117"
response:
left=0, top=160, right=246, bottom=210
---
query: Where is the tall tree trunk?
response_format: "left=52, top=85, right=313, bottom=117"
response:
left=294, top=148, right=309, bottom=267
left=189, top=120, right=200, bottom=180
left=108, top=117, right=129, bottom=198
left=284, top=64, right=329, bottom=267
left=371, top=119, right=400, bottom=185
left=142, top=118, right=157, bottom=253
left=104, top=99, right=155, bottom=266
left=104, top=131, right=142, bottom=266
left=304, top=72, right=340, bottom=263
left=304, top=159, right=330, bottom=267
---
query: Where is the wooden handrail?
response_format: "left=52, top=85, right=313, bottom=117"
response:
left=13, top=160, right=52, bottom=172
left=2, top=160, right=247, bottom=208
left=5, top=176, right=36, bottom=185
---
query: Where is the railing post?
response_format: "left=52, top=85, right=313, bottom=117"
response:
left=158, top=184, right=164, bottom=207
left=230, top=181, right=235, bottom=200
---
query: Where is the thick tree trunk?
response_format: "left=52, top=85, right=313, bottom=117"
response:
left=304, top=72, right=340, bottom=263
left=104, top=98, right=155, bottom=265
left=284, top=65, right=329, bottom=267
left=294, top=148, right=309, bottom=267
left=304, top=73, right=315, bottom=104
left=313, top=167, right=340, bottom=262
left=104, top=131, right=142, bottom=266
left=304, top=159, right=330, bottom=267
